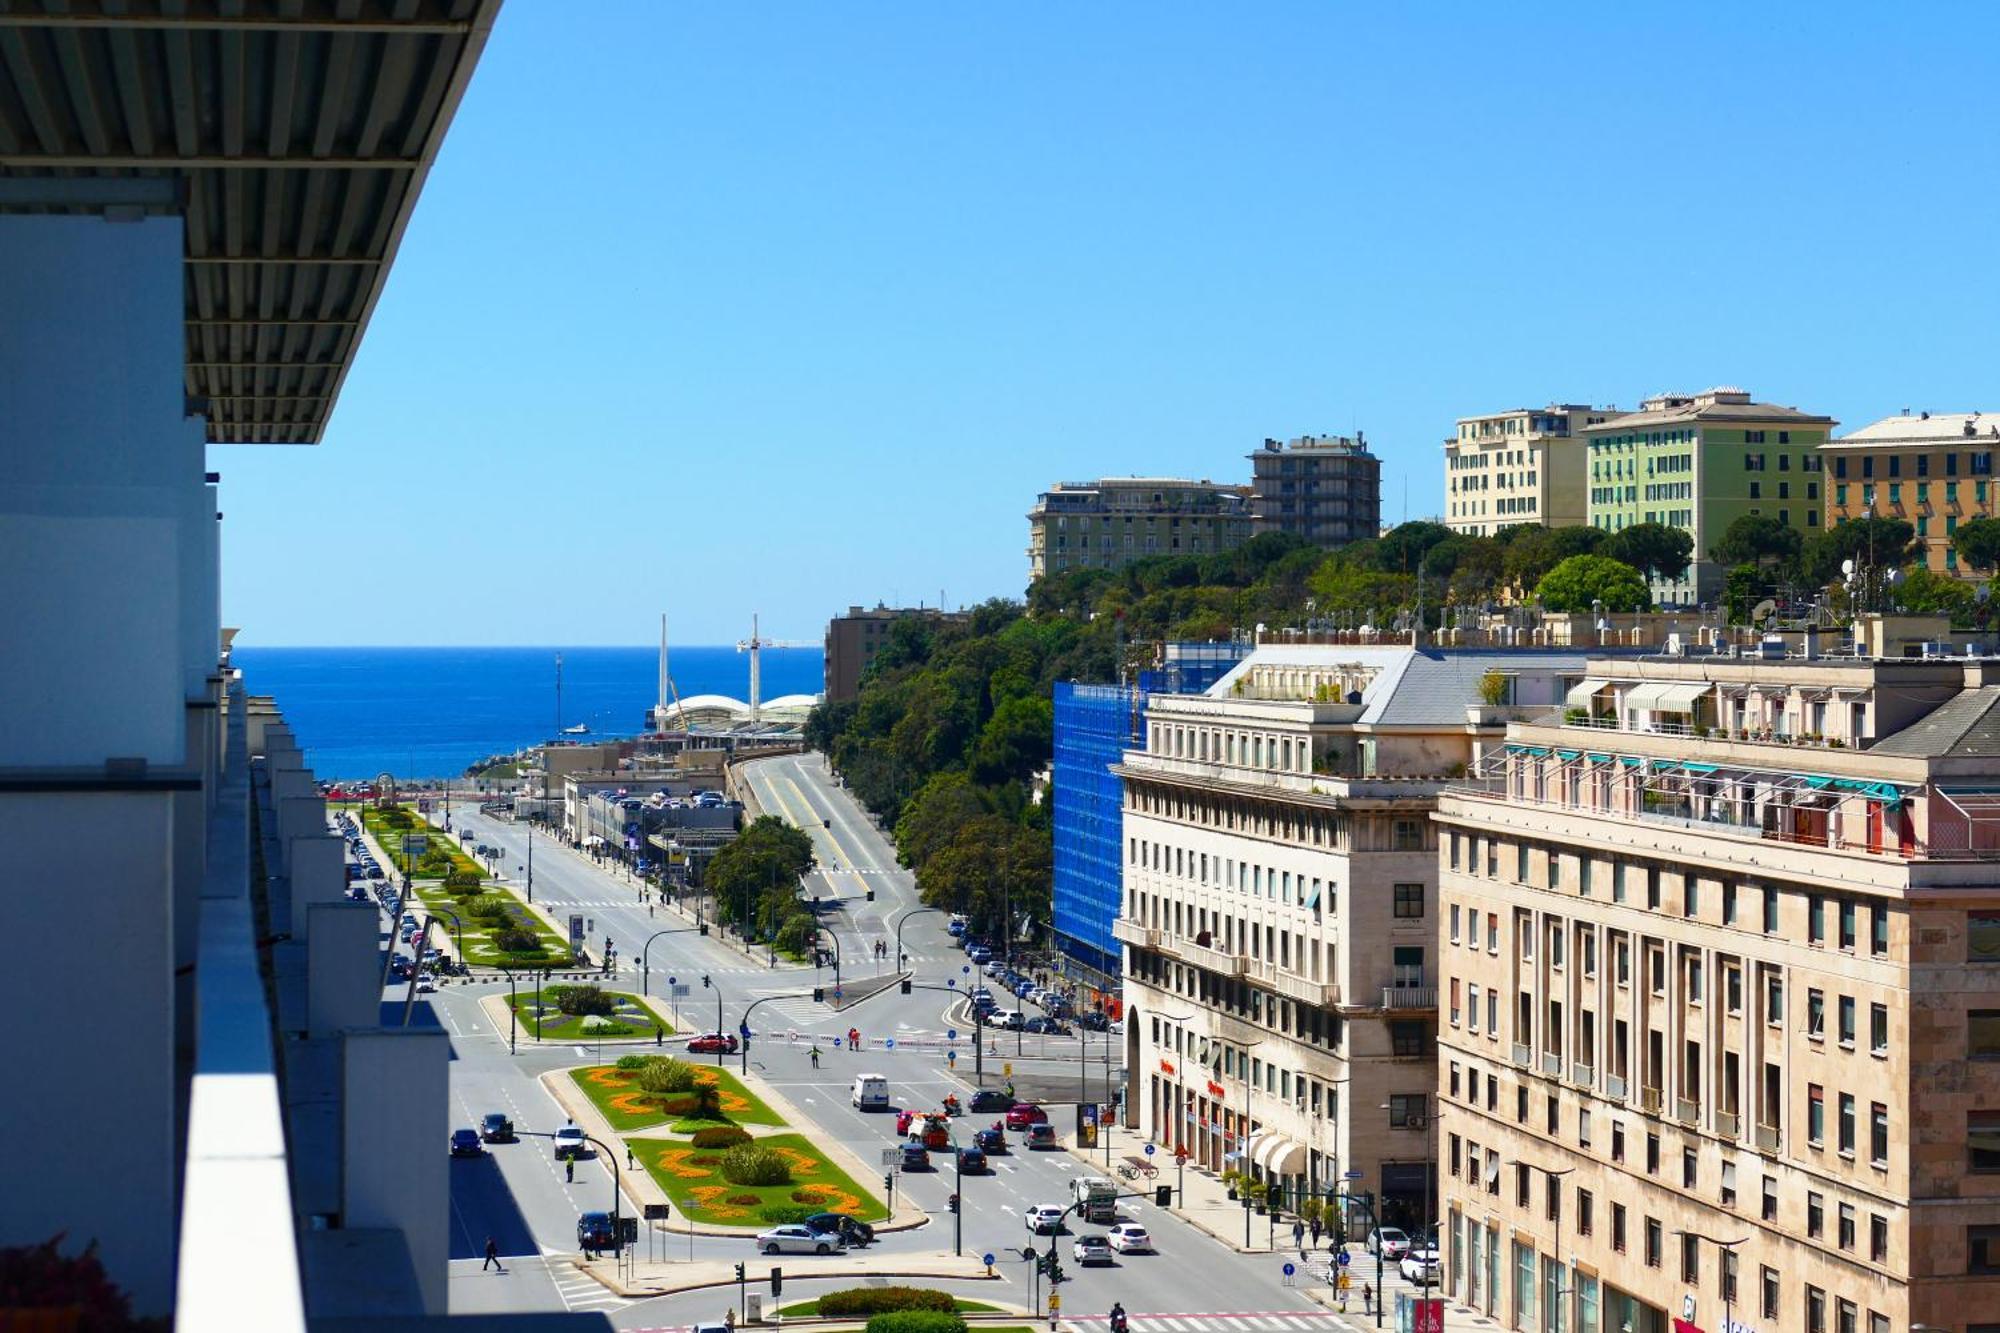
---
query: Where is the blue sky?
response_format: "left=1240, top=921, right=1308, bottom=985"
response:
left=220, top=1, right=2000, bottom=646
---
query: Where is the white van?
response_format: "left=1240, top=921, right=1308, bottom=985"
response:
left=850, top=1073, right=890, bottom=1110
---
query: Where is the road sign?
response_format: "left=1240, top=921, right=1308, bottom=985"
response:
left=885, top=1038, right=896, bottom=1049
left=671, top=985, right=690, bottom=998
left=1003, top=1062, right=1013, bottom=1077
left=1049, top=1293, right=1060, bottom=1312
left=881, top=1149, right=902, bottom=1165
left=947, top=1029, right=958, bottom=1041
left=1143, top=1143, right=1156, bottom=1156
left=1343, top=1169, right=1364, bottom=1180
left=643, top=1203, right=671, bottom=1220
left=1336, top=1273, right=1351, bottom=1292
left=982, top=1252, right=996, bottom=1267
left=1282, top=1262, right=1296, bottom=1277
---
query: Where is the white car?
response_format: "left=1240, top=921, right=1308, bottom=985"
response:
left=1072, top=1235, right=1113, bottom=1265
left=552, top=1126, right=587, bottom=1160
left=1400, top=1246, right=1441, bottom=1284
left=1107, top=1222, right=1153, bottom=1254
left=1025, top=1204, right=1067, bottom=1234
left=756, top=1224, right=845, bottom=1255
left=993, top=1010, right=1026, bottom=1031
left=1367, top=1227, right=1411, bottom=1260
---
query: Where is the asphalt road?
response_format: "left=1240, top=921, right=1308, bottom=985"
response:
left=408, top=759, right=1340, bottom=1329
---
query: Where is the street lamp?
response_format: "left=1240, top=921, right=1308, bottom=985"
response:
left=1674, top=1230, right=1747, bottom=1333
left=1160, top=1012, right=1193, bottom=1205
left=1509, top=1160, right=1576, bottom=1333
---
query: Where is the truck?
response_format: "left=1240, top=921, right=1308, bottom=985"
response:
left=1071, top=1175, right=1117, bottom=1224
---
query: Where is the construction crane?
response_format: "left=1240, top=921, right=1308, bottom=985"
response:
left=734, top=613, right=813, bottom=721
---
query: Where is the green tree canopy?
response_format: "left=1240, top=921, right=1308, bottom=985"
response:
left=1800, top=517, right=1921, bottom=586
left=1602, top=522, right=1694, bottom=584
left=1502, top=526, right=1605, bottom=591
left=1533, top=554, right=1651, bottom=612
left=1710, top=514, right=1801, bottom=571
left=1952, top=516, right=2000, bottom=572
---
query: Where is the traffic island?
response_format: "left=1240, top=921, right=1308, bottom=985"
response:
left=631, top=1131, right=886, bottom=1229
left=476, top=987, right=673, bottom=1043
left=573, top=1252, right=1001, bottom=1302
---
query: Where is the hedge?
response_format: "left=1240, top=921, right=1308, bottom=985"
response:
left=820, top=1288, right=958, bottom=1318
left=864, top=1312, right=966, bottom=1333
left=720, top=1145, right=792, bottom=1187
left=758, top=1203, right=815, bottom=1227
left=691, top=1125, right=752, bottom=1150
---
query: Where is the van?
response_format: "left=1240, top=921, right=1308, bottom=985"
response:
left=850, top=1073, right=890, bottom=1110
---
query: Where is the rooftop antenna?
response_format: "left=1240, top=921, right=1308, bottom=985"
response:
left=554, top=651, right=563, bottom=737
left=657, top=613, right=670, bottom=730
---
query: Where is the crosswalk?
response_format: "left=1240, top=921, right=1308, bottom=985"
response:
left=631, top=1314, right=1351, bottom=1333
left=543, top=1255, right=629, bottom=1315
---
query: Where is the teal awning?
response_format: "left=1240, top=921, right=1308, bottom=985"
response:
left=1802, top=776, right=1834, bottom=789
left=1504, top=743, right=1528, bottom=755
left=1524, top=747, right=1550, bottom=757
left=1620, top=756, right=1644, bottom=768
left=1682, top=763, right=1719, bottom=775
left=1556, top=749, right=1582, bottom=760
left=1587, top=752, right=1612, bottom=763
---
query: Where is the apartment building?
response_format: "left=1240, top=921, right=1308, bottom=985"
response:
left=1114, top=646, right=1586, bottom=1229
left=1028, top=478, right=1253, bottom=580
left=1585, top=388, right=1836, bottom=604
left=1823, top=412, right=2000, bottom=576
left=1247, top=435, right=1382, bottom=548
left=1445, top=405, right=1619, bottom=536
left=824, top=604, right=964, bottom=701
left=1434, top=652, right=2000, bottom=1333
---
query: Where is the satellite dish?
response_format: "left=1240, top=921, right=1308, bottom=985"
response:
left=1841, top=558, right=1856, bottom=578
left=1887, top=569, right=1906, bottom=588
left=1751, top=599, right=1778, bottom=623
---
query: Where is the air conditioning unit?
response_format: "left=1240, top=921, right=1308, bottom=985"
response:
left=1664, top=633, right=1685, bottom=656
left=1758, top=636, right=1787, bottom=660
left=1921, top=641, right=1949, bottom=659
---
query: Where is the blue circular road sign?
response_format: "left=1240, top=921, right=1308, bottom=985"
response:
left=885, top=1037, right=896, bottom=1049
left=983, top=1252, right=995, bottom=1267
left=962, top=964, right=971, bottom=973
left=948, top=1029, right=958, bottom=1041
left=1283, top=1262, right=1296, bottom=1277
left=1143, top=1144, right=1156, bottom=1156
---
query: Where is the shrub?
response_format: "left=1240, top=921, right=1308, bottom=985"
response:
left=468, top=895, right=512, bottom=921
left=774, top=912, right=817, bottom=956
left=552, top=985, right=615, bottom=1017
left=691, top=1125, right=751, bottom=1149
left=864, top=1314, right=966, bottom=1333
left=820, top=1288, right=958, bottom=1318
left=727, top=1193, right=760, bottom=1207
left=719, top=1145, right=792, bottom=1187
left=493, top=928, right=542, bottom=954
left=635, top=1057, right=697, bottom=1095
left=446, top=868, right=483, bottom=889
left=615, top=1054, right=649, bottom=1071
left=580, top=1016, right=633, bottom=1034
left=758, top=1203, right=815, bottom=1226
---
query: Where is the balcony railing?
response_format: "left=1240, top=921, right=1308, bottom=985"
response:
left=1676, top=1097, right=1701, bottom=1125
left=1571, top=1062, right=1594, bottom=1087
left=1381, top=985, right=1437, bottom=1010
left=1754, top=1122, right=1781, bottom=1152
left=1639, top=1085, right=1663, bottom=1114
left=1512, top=1042, right=1532, bottom=1068
left=1247, top=959, right=1341, bottom=1007
left=1110, top=918, right=1160, bottom=951
left=1606, top=1073, right=1628, bottom=1101
left=1179, top=937, right=1246, bottom=977
left=1716, top=1110, right=1741, bottom=1139
left=1541, top=1051, right=1563, bottom=1076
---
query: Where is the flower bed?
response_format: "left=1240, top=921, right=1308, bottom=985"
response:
left=508, top=990, right=672, bottom=1041
left=569, top=1061, right=782, bottom=1131
left=633, top=1132, right=884, bottom=1227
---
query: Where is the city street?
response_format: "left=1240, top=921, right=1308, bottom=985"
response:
left=400, top=756, right=1364, bottom=1329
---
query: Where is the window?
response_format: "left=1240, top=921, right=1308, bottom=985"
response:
left=1766, top=975, right=1784, bottom=1024
left=1579, top=1106, right=1592, bottom=1148
left=1808, top=989, right=1826, bottom=1038
left=1839, top=1202, right=1856, bottom=1250
left=1390, top=1021, right=1426, bottom=1057
left=1971, top=1225, right=2000, bottom=1274
left=1449, top=904, right=1461, bottom=943
left=1646, top=1131, right=1660, bottom=1175
left=1612, top=1121, right=1626, bottom=1163
left=1393, top=883, right=1424, bottom=919
left=1872, top=907, right=1888, bottom=957
left=1871, top=1002, right=1889, bottom=1055
left=1487, top=912, right=1499, bottom=952
left=1387, top=1094, right=1427, bottom=1128
left=1545, top=1174, right=1559, bottom=1222
left=1721, top=1159, right=1737, bottom=1206
left=1870, top=1212, right=1888, bottom=1262
left=1681, top=1231, right=1699, bottom=1283
left=1578, top=1188, right=1593, bottom=1235
left=1682, top=1147, right=1697, bottom=1189
left=1838, top=1300, right=1858, bottom=1333
left=1839, top=1093, right=1857, bottom=1155
left=1973, top=910, right=2000, bottom=963
left=1722, top=881, right=1736, bottom=925
left=1809, top=896, right=1826, bottom=944
left=1973, top=1009, right=2000, bottom=1060
left=1722, top=1247, right=1739, bottom=1306
left=1761, top=1267, right=1780, bottom=1320
left=1839, top=995, right=1856, bottom=1046
left=1762, top=1174, right=1778, bottom=1221
left=1808, top=1086, right=1826, bottom=1145
left=1840, top=900, right=1857, bottom=950
left=1807, top=1191, right=1824, bottom=1239
left=1515, top=1162, right=1530, bottom=1207
left=1871, top=1103, right=1888, bottom=1165
left=1684, top=878, right=1699, bottom=917
left=1764, top=887, right=1779, bottom=934
left=1807, top=1286, right=1827, bottom=1333
left=1645, top=1216, right=1662, bottom=1268
left=1612, top=1203, right=1627, bottom=1253
left=1972, top=1110, right=2000, bottom=1172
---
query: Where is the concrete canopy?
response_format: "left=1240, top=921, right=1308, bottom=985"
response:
left=0, top=0, right=503, bottom=444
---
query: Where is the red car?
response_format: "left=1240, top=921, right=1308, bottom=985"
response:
left=1004, top=1102, right=1048, bottom=1130
left=686, top=1032, right=739, bottom=1055
left=896, top=1109, right=918, bottom=1136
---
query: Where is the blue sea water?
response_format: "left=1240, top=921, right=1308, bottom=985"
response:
left=229, top=645, right=825, bottom=780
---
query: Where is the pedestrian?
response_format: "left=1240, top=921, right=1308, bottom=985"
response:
left=565, top=1157, right=575, bottom=1184
left=1293, top=1219, right=1305, bottom=1252
left=482, top=1236, right=502, bottom=1272
left=655, top=1026, right=662, bottom=1047
left=627, top=1146, right=635, bottom=1171
left=1309, top=1216, right=1322, bottom=1247
left=1361, top=1282, right=1373, bottom=1315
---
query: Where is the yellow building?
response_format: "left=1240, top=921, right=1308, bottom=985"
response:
left=1445, top=405, right=1619, bottom=536
left=1822, top=411, right=2000, bottom=576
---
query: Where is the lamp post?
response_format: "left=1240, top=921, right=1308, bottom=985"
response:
left=640, top=926, right=704, bottom=999
left=1160, top=1012, right=1193, bottom=1205
left=895, top=905, right=943, bottom=977
left=1509, top=1160, right=1575, bottom=1333
left=1675, top=1230, right=1747, bottom=1333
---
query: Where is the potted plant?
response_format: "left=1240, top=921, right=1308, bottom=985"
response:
left=1221, top=1169, right=1240, bottom=1200
left=1244, top=1178, right=1269, bottom=1213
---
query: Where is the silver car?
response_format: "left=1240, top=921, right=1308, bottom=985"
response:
left=755, top=1224, right=845, bottom=1256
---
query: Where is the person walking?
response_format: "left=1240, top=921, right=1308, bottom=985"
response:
left=565, top=1157, right=575, bottom=1184
left=482, top=1236, right=502, bottom=1272
left=1292, top=1218, right=1306, bottom=1253
left=626, top=1146, right=635, bottom=1171
left=1309, top=1216, right=1322, bottom=1247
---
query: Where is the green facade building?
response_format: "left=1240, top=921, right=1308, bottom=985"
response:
left=1585, top=387, right=1835, bottom=604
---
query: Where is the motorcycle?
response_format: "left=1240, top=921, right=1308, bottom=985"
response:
left=942, top=1095, right=962, bottom=1117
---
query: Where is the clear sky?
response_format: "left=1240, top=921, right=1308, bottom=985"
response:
left=220, top=1, right=2000, bottom=646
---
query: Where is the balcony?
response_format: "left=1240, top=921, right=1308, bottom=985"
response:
left=1571, top=1062, right=1595, bottom=1088
left=1639, top=1085, right=1663, bottom=1114
left=1716, top=1110, right=1741, bottom=1139
left=1179, top=936, right=1245, bottom=977
left=1676, top=1097, right=1701, bottom=1126
left=1513, top=1042, right=1532, bottom=1068
left=1606, top=1073, right=1628, bottom=1101
left=1111, top=918, right=1160, bottom=951
left=1247, top=959, right=1341, bottom=1007
left=1381, top=985, right=1437, bottom=1011
left=1541, top=1051, right=1563, bottom=1076
left=1754, top=1122, right=1781, bottom=1152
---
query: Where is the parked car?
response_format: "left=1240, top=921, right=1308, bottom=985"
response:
left=1400, top=1245, right=1441, bottom=1284
left=992, top=1010, right=1026, bottom=1031
left=947, top=915, right=968, bottom=935
left=972, top=1128, right=1007, bottom=1153
left=449, top=1128, right=483, bottom=1158
left=967, top=945, right=991, bottom=964
left=900, top=1143, right=930, bottom=1171
left=1024, top=1204, right=1067, bottom=1234
left=1367, top=1227, right=1411, bottom=1260
left=1026, top=1123, right=1058, bottom=1149
left=686, top=1032, right=739, bottom=1055
left=756, top=1224, right=844, bottom=1256
left=1023, top=1017, right=1072, bottom=1036
left=553, top=1126, right=588, bottom=1160
left=1076, top=1011, right=1111, bottom=1032
left=957, top=1146, right=988, bottom=1173
left=479, top=1113, right=515, bottom=1143
left=1005, top=1102, right=1049, bottom=1129
left=804, top=1213, right=874, bottom=1246
left=968, top=1089, right=1013, bottom=1113
left=577, top=1211, right=619, bottom=1254
left=1072, top=1234, right=1114, bottom=1265
left=1107, top=1222, right=1153, bottom=1254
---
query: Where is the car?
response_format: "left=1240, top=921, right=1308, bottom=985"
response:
left=415, top=973, right=437, bottom=993
left=967, top=945, right=991, bottom=964
left=1024, top=1204, right=1067, bottom=1234
left=1367, top=1227, right=1411, bottom=1260
left=577, top=1211, right=619, bottom=1254
left=968, top=1090, right=1014, bottom=1113
left=900, top=1143, right=930, bottom=1171
left=1107, top=1222, right=1153, bottom=1254
left=553, top=1126, right=588, bottom=1160
left=1005, top=1102, right=1049, bottom=1129
left=756, top=1224, right=845, bottom=1256
left=947, top=916, right=967, bottom=936
left=895, top=1109, right=918, bottom=1135
left=1025, top=1123, right=1058, bottom=1149
left=1013, top=979, right=1036, bottom=998
left=803, top=1212, right=874, bottom=1246
left=1400, top=1246, right=1441, bottom=1284
left=956, top=1146, right=988, bottom=1173
left=1023, top=1017, right=1072, bottom=1036
left=366, top=866, right=384, bottom=879
left=686, top=1032, right=739, bottom=1055
left=1072, top=1234, right=1114, bottom=1265
left=972, top=1128, right=1007, bottom=1153
left=449, top=1128, right=483, bottom=1157
left=479, top=1113, right=515, bottom=1143
left=1077, top=1011, right=1111, bottom=1031
left=992, top=1010, right=1026, bottom=1031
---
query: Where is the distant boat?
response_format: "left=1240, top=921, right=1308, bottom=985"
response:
left=562, top=723, right=589, bottom=735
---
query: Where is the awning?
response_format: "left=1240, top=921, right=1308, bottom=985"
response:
left=1246, top=1132, right=1308, bottom=1175
left=1565, top=680, right=1605, bottom=709
left=1802, top=776, right=1834, bottom=789
left=1622, top=683, right=1667, bottom=711
left=1556, top=749, right=1582, bottom=761
left=1652, top=682, right=1711, bottom=712
left=1682, top=763, right=1719, bottom=775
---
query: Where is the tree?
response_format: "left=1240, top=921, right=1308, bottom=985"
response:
left=1711, top=514, right=1801, bottom=571
left=1896, top=565, right=1977, bottom=622
left=1533, top=554, right=1650, bottom=612
left=1800, top=516, right=1920, bottom=586
left=1602, top=522, right=1694, bottom=584
left=1953, top=516, right=2000, bottom=572
left=967, top=694, right=1053, bottom=786
left=1373, top=521, right=1455, bottom=574
left=1722, top=563, right=1763, bottom=625
left=891, top=772, right=992, bottom=871
left=1502, top=526, right=1604, bottom=591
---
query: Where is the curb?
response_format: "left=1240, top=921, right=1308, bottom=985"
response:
left=577, top=1259, right=1002, bottom=1302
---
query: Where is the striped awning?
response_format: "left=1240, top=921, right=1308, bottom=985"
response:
left=1245, top=1132, right=1308, bottom=1175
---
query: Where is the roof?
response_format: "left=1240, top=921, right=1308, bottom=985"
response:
left=1205, top=645, right=1590, bottom=727
left=0, top=1, right=502, bottom=444
left=1871, top=686, right=2000, bottom=758
left=1825, top=412, right=2000, bottom=449
left=1583, top=388, right=1833, bottom=434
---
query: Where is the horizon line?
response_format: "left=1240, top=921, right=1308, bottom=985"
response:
left=229, top=643, right=827, bottom=651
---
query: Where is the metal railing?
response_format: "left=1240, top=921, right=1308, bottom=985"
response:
left=1541, top=1051, right=1563, bottom=1076
left=1716, top=1110, right=1741, bottom=1139
left=1571, top=1062, right=1594, bottom=1087
left=1639, top=1085, right=1664, bottom=1114
left=1606, top=1073, right=1628, bottom=1100
left=1512, top=1041, right=1532, bottom=1067
left=1676, top=1097, right=1701, bottom=1125
left=1754, top=1122, right=1780, bottom=1152
left=1381, top=985, right=1437, bottom=1010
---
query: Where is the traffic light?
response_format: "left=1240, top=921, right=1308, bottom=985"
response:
left=734, top=1262, right=746, bottom=1282
left=770, top=1266, right=783, bottom=1297
left=899, top=977, right=912, bottom=995
left=947, top=1193, right=960, bottom=1213
left=884, top=1172, right=894, bottom=1193
left=813, top=987, right=825, bottom=1003
left=702, top=974, right=711, bottom=989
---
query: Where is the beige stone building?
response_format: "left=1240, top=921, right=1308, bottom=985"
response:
left=1114, top=645, right=1588, bottom=1229
left=1028, top=477, right=1253, bottom=581
left=1434, top=651, right=2000, bottom=1333
left=1445, top=405, right=1619, bottom=536
left=823, top=604, right=963, bottom=703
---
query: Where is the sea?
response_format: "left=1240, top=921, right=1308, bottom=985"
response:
left=229, top=645, right=825, bottom=781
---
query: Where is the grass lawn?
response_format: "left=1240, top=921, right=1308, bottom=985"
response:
left=399, top=871, right=570, bottom=967
left=634, top=1131, right=886, bottom=1227
left=508, top=989, right=672, bottom=1040
left=774, top=1298, right=1001, bottom=1317
left=570, top=1061, right=784, bottom=1131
